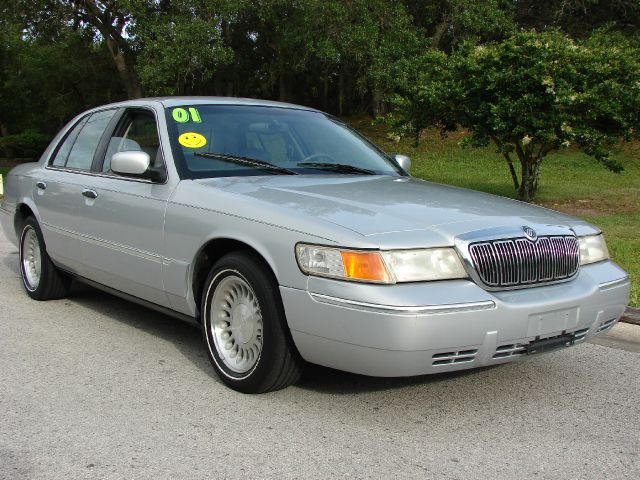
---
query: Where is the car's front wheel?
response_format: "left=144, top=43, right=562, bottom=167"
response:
left=19, top=217, right=70, bottom=300
left=201, top=251, right=303, bottom=393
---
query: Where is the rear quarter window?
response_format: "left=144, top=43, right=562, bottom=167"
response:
left=51, top=109, right=117, bottom=170
left=51, top=117, right=88, bottom=167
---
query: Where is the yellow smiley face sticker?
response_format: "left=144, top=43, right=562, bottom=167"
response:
left=178, top=132, right=207, bottom=149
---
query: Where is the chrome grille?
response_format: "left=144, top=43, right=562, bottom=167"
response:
left=469, top=235, right=579, bottom=288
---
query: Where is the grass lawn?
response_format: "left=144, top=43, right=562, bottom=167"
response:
left=348, top=118, right=639, bottom=307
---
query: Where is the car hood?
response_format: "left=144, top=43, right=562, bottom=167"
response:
left=193, top=175, right=587, bottom=245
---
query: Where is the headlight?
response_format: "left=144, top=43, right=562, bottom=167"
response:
left=381, top=248, right=468, bottom=282
left=295, top=244, right=467, bottom=283
left=578, top=234, right=609, bottom=265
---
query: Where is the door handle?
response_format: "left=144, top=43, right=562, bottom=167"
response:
left=36, top=181, right=47, bottom=190
left=82, top=189, right=98, bottom=199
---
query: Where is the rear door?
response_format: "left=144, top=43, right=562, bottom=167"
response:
left=74, top=107, right=173, bottom=307
left=35, top=109, right=119, bottom=274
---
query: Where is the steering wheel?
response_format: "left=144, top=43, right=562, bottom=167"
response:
left=299, top=153, right=337, bottom=164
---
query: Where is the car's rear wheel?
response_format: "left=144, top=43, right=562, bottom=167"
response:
left=201, top=251, right=303, bottom=393
left=19, top=217, right=70, bottom=300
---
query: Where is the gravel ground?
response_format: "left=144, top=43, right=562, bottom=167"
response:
left=0, top=224, right=638, bottom=480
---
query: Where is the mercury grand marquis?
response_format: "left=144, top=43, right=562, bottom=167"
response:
left=0, top=97, right=630, bottom=393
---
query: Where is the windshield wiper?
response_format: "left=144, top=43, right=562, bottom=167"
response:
left=194, top=152, right=297, bottom=175
left=297, top=162, right=376, bottom=175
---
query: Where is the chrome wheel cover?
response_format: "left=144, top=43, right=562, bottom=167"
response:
left=209, top=274, right=263, bottom=374
left=21, top=226, right=42, bottom=291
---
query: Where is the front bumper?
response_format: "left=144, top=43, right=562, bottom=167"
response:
left=280, top=260, right=630, bottom=377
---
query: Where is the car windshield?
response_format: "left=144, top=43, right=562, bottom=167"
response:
left=165, top=105, right=403, bottom=178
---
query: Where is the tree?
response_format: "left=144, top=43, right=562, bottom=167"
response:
left=391, top=29, right=640, bottom=201
left=65, top=0, right=143, bottom=98
left=402, top=0, right=515, bottom=50
left=301, top=0, right=420, bottom=115
left=9, top=0, right=143, bottom=99
left=514, top=0, right=640, bottom=39
left=133, top=1, right=234, bottom=95
left=0, top=5, right=122, bottom=143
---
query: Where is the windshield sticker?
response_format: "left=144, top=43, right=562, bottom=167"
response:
left=189, top=107, right=202, bottom=123
left=172, top=107, right=202, bottom=123
left=179, top=132, right=207, bottom=149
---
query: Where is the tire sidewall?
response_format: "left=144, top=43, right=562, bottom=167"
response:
left=19, top=218, right=47, bottom=297
left=201, top=253, right=288, bottom=392
left=202, top=267, right=263, bottom=381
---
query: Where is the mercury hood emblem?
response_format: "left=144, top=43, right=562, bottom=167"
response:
left=522, top=226, right=537, bottom=241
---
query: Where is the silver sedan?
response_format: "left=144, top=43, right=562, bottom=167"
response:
left=0, top=97, right=630, bottom=392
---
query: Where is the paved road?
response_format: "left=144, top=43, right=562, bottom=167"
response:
left=0, top=225, right=639, bottom=480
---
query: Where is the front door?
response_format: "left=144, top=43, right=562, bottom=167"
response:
left=75, top=107, right=174, bottom=307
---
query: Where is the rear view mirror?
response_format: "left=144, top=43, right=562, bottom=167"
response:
left=111, top=151, right=151, bottom=176
left=394, top=154, right=411, bottom=172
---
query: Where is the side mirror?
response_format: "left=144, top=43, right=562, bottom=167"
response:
left=394, top=154, right=411, bottom=172
left=111, top=151, right=151, bottom=176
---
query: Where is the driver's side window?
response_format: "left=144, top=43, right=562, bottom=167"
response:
left=103, top=110, right=162, bottom=173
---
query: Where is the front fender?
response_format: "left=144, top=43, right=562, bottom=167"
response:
left=162, top=201, right=335, bottom=317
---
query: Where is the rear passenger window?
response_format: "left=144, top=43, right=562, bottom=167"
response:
left=51, top=117, right=89, bottom=167
left=103, top=110, right=162, bottom=173
left=65, top=109, right=117, bottom=170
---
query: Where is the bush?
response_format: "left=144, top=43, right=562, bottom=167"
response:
left=0, top=131, right=52, bottom=159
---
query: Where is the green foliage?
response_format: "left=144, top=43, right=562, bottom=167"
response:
left=0, top=131, right=52, bottom=159
left=390, top=29, right=640, bottom=200
left=0, top=17, right=123, bottom=135
left=3, top=0, right=640, bottom=143
left=434, top=0, right=516, bottom=49
left=385, top=49, right=460, bottom=142
left=514, top=0, right=640, bottom=39
left=134, top=1, right=234, bottom=95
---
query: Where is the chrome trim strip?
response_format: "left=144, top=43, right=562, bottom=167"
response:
left=598, top=276, right=630, bottom=291
left=43, top=222, right=165, bottom=263
left=456, top=224, right=576, bottom=243
left=45, top=166, right=159, bottom=184
left=309, top=292, right=496, bottom=315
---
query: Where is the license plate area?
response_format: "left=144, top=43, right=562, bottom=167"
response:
left=526, top=332, right=575, bottom=355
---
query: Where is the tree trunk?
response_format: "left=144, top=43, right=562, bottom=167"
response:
left=214, top=76, right=223, bottom=96
left=0, top=123, right=13, bottom=159
left=526, top=160, right=542, bottom=199
left=103, top=36, right=141, bottom=99
left=371, top=86, right=382, bottom=117
left=76, top=1, right=142, bottom=99
left=322, top=67, right=329, bottom=111
left=491, top=136, right=520, bottom=192
left=513, top=143, right=544, bottom=202
left=504, top=152, right=520, bottom=192
left=431, top=20, right=450, bottom=49
left=338, top=72, right=344, bottom=116
left=516, top=158, right=542, bottom=201
left=279, top=72, right=287, bottom=102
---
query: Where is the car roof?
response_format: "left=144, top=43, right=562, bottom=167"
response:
left=93, top=96, right=321, bottom=113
